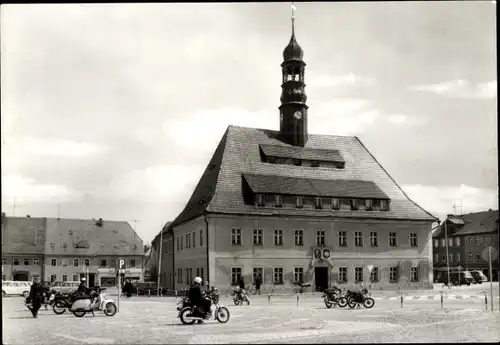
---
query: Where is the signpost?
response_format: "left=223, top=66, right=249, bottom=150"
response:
left=481, top=246, right=497, bottom=312
left=117, top=259, right=125, bottom=313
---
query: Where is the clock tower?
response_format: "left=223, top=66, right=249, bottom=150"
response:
left=279, top=10, right=308, bottom=147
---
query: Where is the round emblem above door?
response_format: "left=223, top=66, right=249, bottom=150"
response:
left=323, top=249, right=331, bottom=259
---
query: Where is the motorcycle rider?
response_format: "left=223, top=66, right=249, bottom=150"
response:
left=188, top=277, right=212, bottom=319
left=77, top=277, right=91, bottom=295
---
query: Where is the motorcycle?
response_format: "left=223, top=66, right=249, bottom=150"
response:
left=177, top=288, right=230, bottom=325
left=69, top=287, right=117, bottom=317
left=322, top=287, right=348, bottom=308
left=293, top=282, right=311, bottom=294
left=345, top=288, right=375, bottom=309
left=52, top=292, right=79, bottom=315
left=232, top=287, right=250, bottom=306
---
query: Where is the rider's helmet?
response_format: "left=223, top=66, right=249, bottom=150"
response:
left=80, top=277, right=86, bottom=283
left=193, top=277, right=202, bottom=284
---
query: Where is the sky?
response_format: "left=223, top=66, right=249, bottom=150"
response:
left=1, top=2, right=498, bottom=244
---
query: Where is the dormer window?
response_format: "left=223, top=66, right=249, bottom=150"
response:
left=315, top=197, right=323, bottom=209
left=267, top=156, right=277, bottom=164
left=380, top=200, right=389, bottom=211
left=293, top=159, right=302, bottom=166
left=275, top=195, right=283, bottom=207
left=365, top=199, right=373, bottom=211
left=336, top=163, right=345, bottom=169
left=351, top=199, right=359, bottom=211
left=255, top=194, right=265, bottom=207
left=332, top=198, right=340, bottom=210
left=296, top=196, right=304, bottom=208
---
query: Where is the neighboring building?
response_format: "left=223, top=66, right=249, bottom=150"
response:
left=149, top=222, right=174, bottom=289
left=143, top=246, right=153, bottom=281
left=2, top=214, right=46, bottom=281
left=1, top=214, right=146, bottom=287
left=44, top=217, right=145, bottom=287
left=165, top=18, right=437, bottom=292
left=432, top=209, right=499, bottom=281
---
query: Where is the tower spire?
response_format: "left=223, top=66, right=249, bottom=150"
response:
left=291, top=2, right=296, bottom=36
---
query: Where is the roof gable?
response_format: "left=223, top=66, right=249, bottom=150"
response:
left=2, top=217, right=46, bottom=254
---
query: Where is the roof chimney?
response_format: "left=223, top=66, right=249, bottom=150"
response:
left=488, top=208, right=492, bottom=212
left=26, top=215, right=31, bottom=218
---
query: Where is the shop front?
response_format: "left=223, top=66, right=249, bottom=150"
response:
left=96, top=268, right=117, bottom=288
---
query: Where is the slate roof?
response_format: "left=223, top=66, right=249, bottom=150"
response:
left=243, top=173, right=388, bottom=199
left=2, top=217, right=47, bottom=255
left=171, top=126, right=436, bottom=226
left=44, top=218, right=145, bottom=256
left=259, top=144, right=345, bottom=163
left=433, top=210, right=499, bottom=237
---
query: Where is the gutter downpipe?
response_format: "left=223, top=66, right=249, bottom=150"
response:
left=204, top=213, right=209, bottom=285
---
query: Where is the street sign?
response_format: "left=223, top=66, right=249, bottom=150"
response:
left=119, top=269, right=125, bottom=274
left=118, top=259, right=125, bottom=269
left=367, top=265, right=374, bottom=272
left=482, top=247, right=498, bottom=262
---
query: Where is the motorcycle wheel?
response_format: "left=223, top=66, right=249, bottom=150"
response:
left=179, top=308, right=196, bottom=325
left=233, top=299, right=240, bottom=306
left=337, top=297, right=348, bottom=308
left=244, top=296, right=250, bottom=305
left=347, top=298, right=357, bottom=309
left=104, top=302, right=117, bottom=316
left=215, top=306, right=230, bottom=323
left=363, top=297, right=375, bottom=309
left=53, top=301, right=67, bottom=315
left=293, top=288, right=299, bottom=294
left=72, top=308, right=86, bottom=317
left=324, top=299, right=333, bottom=309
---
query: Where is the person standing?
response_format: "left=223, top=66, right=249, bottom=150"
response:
left=255, top=276, right=261, bottom=295
left=27, top=277, right=43, bottom=318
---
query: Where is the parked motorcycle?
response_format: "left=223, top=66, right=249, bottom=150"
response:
left=293, top=282, right=312, bottom=294
left=178, top=288, right=230, bottom=325
left=69, top=287, right=117, bottom=317
left=52, top=292, right=79, bottom=315
left=345, top=288, right=375, bottom=309
left=232, top=287, right=250, bottom=306
left=322, top=287, right=348, bottom=308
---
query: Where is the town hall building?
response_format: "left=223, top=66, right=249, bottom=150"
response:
left=164, top=15, right=437, bottom=292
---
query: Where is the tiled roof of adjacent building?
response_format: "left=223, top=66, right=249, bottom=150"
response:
left=2, top=217, right=47, bottom=254
left=171, top=125, right=436, bottom=226
left=433, top=210, right=499, bottom=237
left=45, top=217, right=145, bottom=256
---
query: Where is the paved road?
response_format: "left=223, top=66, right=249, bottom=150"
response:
left=3, top=295, right=499, bottom=344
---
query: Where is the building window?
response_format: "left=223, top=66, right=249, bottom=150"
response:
left=274, top=230, right=283, bottom=246
left=253, top=229, right=263, bottom=246
left=200, top=229, right=204, bottom=247
left=24, top=258, right=29, bottom=265
left=256, top=194, right=264, bottom=206
left=33, top=258, right=39, bottom=266
left=410, top=233, right=418, bottom=247
left=51, top=259, right=57, bottom=266
left=50, top=274, right=56, bottom=283
left=370, top=267, right=379, bottom=282
left=100, top=259, right=107, bottom=267
left=380, top=199, right=389, bottom=211
left=73, top=259, right=79, bottom=267
left=351, top=199, right=358, bottom=210
left=484, top=236, right=489, bottom=244
left=467, top=236, right=472, bottom=245
left=492, top=235, right=496, bottom=244
left=354, top=267, right=363, bottom=283
left=449, top=254, right=452, bottom=263
left=442, top=254, right=446, bottom=262
left=365, top=199, right=373, bottom=210
left=200, top=267, right=204, bottom=281
left=389, top=267, right=398, bottom=282
left=410, top=267, right=419, bottom=282
left=84, top=259, right=90, bottom=267
left=332, top=198, right=339, bottom=210
left=275, top=195, right=283, bottom=207
left=315, top=197, right=323, bottom=209
left=370, top=232, right=378, bottom=247
left=273, top=267, right=284, bottom=284
left=177, top=237, right=180, bottom=251
left=253, top=267, right=263, bottom=284
left=296, top=196, right=304, bottom=208
left=354, top=232, right=363, bottom=247
left=130, top=259, right=136, bottom=268
left=70, top=274, right=77, bottom=282
left=186, top=233, right=191, bottom=248
left=180, top=236, right=184, bottom=250
left=475, top=236, right=479, bottom=245
left=338, top=231, right=347, bottom=247
left=468, top=252, right=472, bottom=261
left=316, top=230, right=325, bottom=246
left=232, top=228, right=242, bottom=246
left=441, top=239, right=445, bottom=247
left=455, top=237, right=461, bottom=246
left=448, top=238, right=453, bottom=247
left=62, top=275, right=68, bottom=282
left=231, top=267, right=242, bottom=285
left=294, top=230, right=304, bottom=246
left=434, top=254, right=439, bottom=262
left=192, top=232, right=196, bottom=248
left=476, top=253, right=480, bottom=261
left=389, top=233, right=397, bottom=247
left=294, top=267, right=304, bottom=283
left=433, top=239, right=439, bottom=248
left=338, top=267, right=347, bottom=283
left=456, top=253, right=460, bottom=262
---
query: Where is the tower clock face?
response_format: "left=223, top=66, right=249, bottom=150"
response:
left=294, top=111, right=302, bottom=120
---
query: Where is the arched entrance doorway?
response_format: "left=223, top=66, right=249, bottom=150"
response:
left=13, top=272, right=29, bottom=281
left=314, top=259, right=332, bottom=292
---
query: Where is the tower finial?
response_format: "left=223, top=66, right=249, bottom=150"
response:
left=291, top=2, right=296, bottom=35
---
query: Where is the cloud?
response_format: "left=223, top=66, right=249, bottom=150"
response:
left=409, top=79, right=497, bottom=99
left=402, top=183, right=498, bottom=222
left=19, top=137, right=110, bottom=157
left=384, top=114, right=429, bottom=126
left=308, top=72, right=376, bottom=88
left=1, top=174, right=82, bottom=204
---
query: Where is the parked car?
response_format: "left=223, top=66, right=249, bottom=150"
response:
left=133, top=282, right=158, bottom=295
left=2, top=281, right=32, bottom=297
left=49, top=281, right=81, bottom=294
left=439, top=271, right=474, bottom=286
left=470, top=270, right=488, bottom=284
